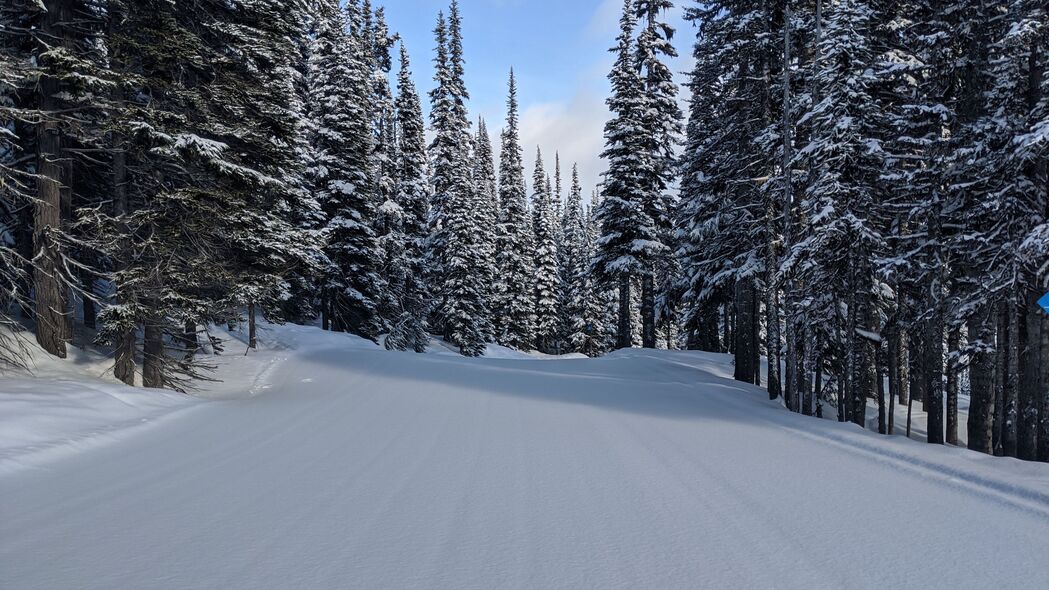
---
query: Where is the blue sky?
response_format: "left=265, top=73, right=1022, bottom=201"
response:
left=380, top=0, right=694, bottom=197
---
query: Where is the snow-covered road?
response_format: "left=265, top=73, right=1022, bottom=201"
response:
left=3, top=333, right=1048, bottom=589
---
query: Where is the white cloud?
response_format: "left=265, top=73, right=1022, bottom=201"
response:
left=517, top=92, right=608, bottom=202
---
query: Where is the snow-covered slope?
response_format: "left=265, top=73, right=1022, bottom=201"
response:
left=1, top=324, right=1047, bottom=589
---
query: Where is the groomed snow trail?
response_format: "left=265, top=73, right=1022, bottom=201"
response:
left=2, top=334, right=1048, bottom=589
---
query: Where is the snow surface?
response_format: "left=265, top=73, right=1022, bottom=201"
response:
left=2, top=323, right=1048, bottom=589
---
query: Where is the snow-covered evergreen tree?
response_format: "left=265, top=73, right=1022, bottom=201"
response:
left=309, top=0, right=384, bottom=340
left=594, top=0, right=658, bottom=350
left=633, top=0, right=682, bottom=349
left=472, top=118, right=500, bottom=338
left=493, top=70, right=536, bottom=351
left=532, top=148, right=561, bottom=354
left=382, top=43, right=432, bottom=353
left=428, top=1, right=487, bottom=356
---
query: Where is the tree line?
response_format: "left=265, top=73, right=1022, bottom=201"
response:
left=0, top=0, right=626, bottom=391
left=3, top=0, right=1047, bottom=464
left=672, top=0, right=1049, bottom=462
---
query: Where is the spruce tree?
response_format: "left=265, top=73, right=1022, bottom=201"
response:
left=532, top=148, right=561, bottom=353
left=594, top=0, right=657, bottom=350
left=493, top=70, right=536, bottom=350
left=309, top=0, right=383, bottom=340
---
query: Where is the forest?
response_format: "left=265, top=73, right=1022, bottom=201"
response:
left=2, top=0, right=1048, bottom=464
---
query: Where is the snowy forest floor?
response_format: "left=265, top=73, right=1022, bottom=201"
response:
left=1, top=322, right=1048, bottom=589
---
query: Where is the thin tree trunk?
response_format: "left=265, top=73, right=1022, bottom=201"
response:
left=1003, top=298, right=1020, bottom=457
left=926, top=308, right=945, bottom=444
left=906, top=388, right=914, bottom=439
left=993, top=306, right=1008, bottom=455
left=751, top=284, right=761, bottom=386
left=888, top=325, right=897, bottom=435
left=1019, top=288, right=1041, bottom=460
left=897, top=327, right=910, bottom=406
left=877, top=339, right=887, bottom=434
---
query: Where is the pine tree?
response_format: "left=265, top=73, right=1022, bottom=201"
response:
left=634, top=0, right=682, bottom=349
left=382, top=42, right=433, bottom=353
left=532, top=148, right=561, bottom=353
left=493, top=70, right=536, bottom=350
left=594, top=0, right=658, bottom=350
left=310, top=0, right=383, bottom=340
left=472, top=118, right=500, bottom=338
left=428, top=0, right=486, bottom=356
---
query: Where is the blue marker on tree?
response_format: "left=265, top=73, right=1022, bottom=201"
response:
left=1039, top=291, right=1049, bottom=314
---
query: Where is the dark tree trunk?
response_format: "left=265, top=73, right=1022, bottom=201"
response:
left=142, top=322, right=164, bottom=389
left=724, top=301, right=733, bottom=356
left=1019, top=288, right=1042, bottom=460
left=877, top=340, right=887, bottom=434
left=641, top=274, right=656, bottom=348
left=32, top=1, right=72, bottom=359
left=946, top=329, right=960, bottom=446
left=617, top=275, right=633, bottom=350
left=887, top=326, right=897, bottom=435
left=993, top=306, right=1008, bottom=455
left=751, top=284, right=761, bottom=386
left=849, top=259, right=875, bottom=429
left=248, top=303, right=258, bottom=351
left=896, top=328, right=910, bottom=406
left=797, top=329, right=809, bottom=415
left=926, top=309, right=945, bottom=445
left=733, top=279, right=758, bottom=384
left=766, top=285, right=781, bottom=401
left=1003, top=300, right=1020, bottom=457
left=967, top=304, right=996, bottom=454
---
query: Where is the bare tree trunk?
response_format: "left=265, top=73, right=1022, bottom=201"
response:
left=142, top=321, right=164, bottom=389
left=734, top=280, right=758, bottom=384
left=877, top=339, right=887, bottom=434
left=766, top=284, right=781, bottom=401
left=32, top=1, right=72, bottom=359
left=946, top=328, right=960, bottom=446
left=109, top=17, right=135, bottom=386
left=1019, top=288, right=1041, bottom=460
left=641, top=274, right=656, bottom=349
left=897, top=327, right=910, bottom=406
left=248, top=303, right=258, bottom=351
left=887, top=325, right=897, bottom=434
left=967, top=304, right=995, bottom=454
left=993, top=306, right=1008, bottom=455
left=751, top=284, right=761, bottom=386
left=926, top=310, right=945, bottom=445
left=1003, top=299, right=1020, bottom=457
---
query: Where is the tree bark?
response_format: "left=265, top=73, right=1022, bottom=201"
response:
left=967, top=303, right=995, bottom=454
left=32, top=1, right=72, bottom=359
left=142, top=321, right=164, bottom=389
left=617, top=275, right=633, bottom=350
left=1003, top=299, right=1020, bottom=457
left=641, top=274, right=656, bottom=349
left=248, top=303, right=258, bottom=351
left=1019, top=288, right=1042, bottom=460
left=946, top=328, right=960, bottom=446
left=733, top=279, right=758, bottom=384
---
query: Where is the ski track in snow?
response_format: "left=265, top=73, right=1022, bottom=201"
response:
left=1, top=327, right=1048, bottom=590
